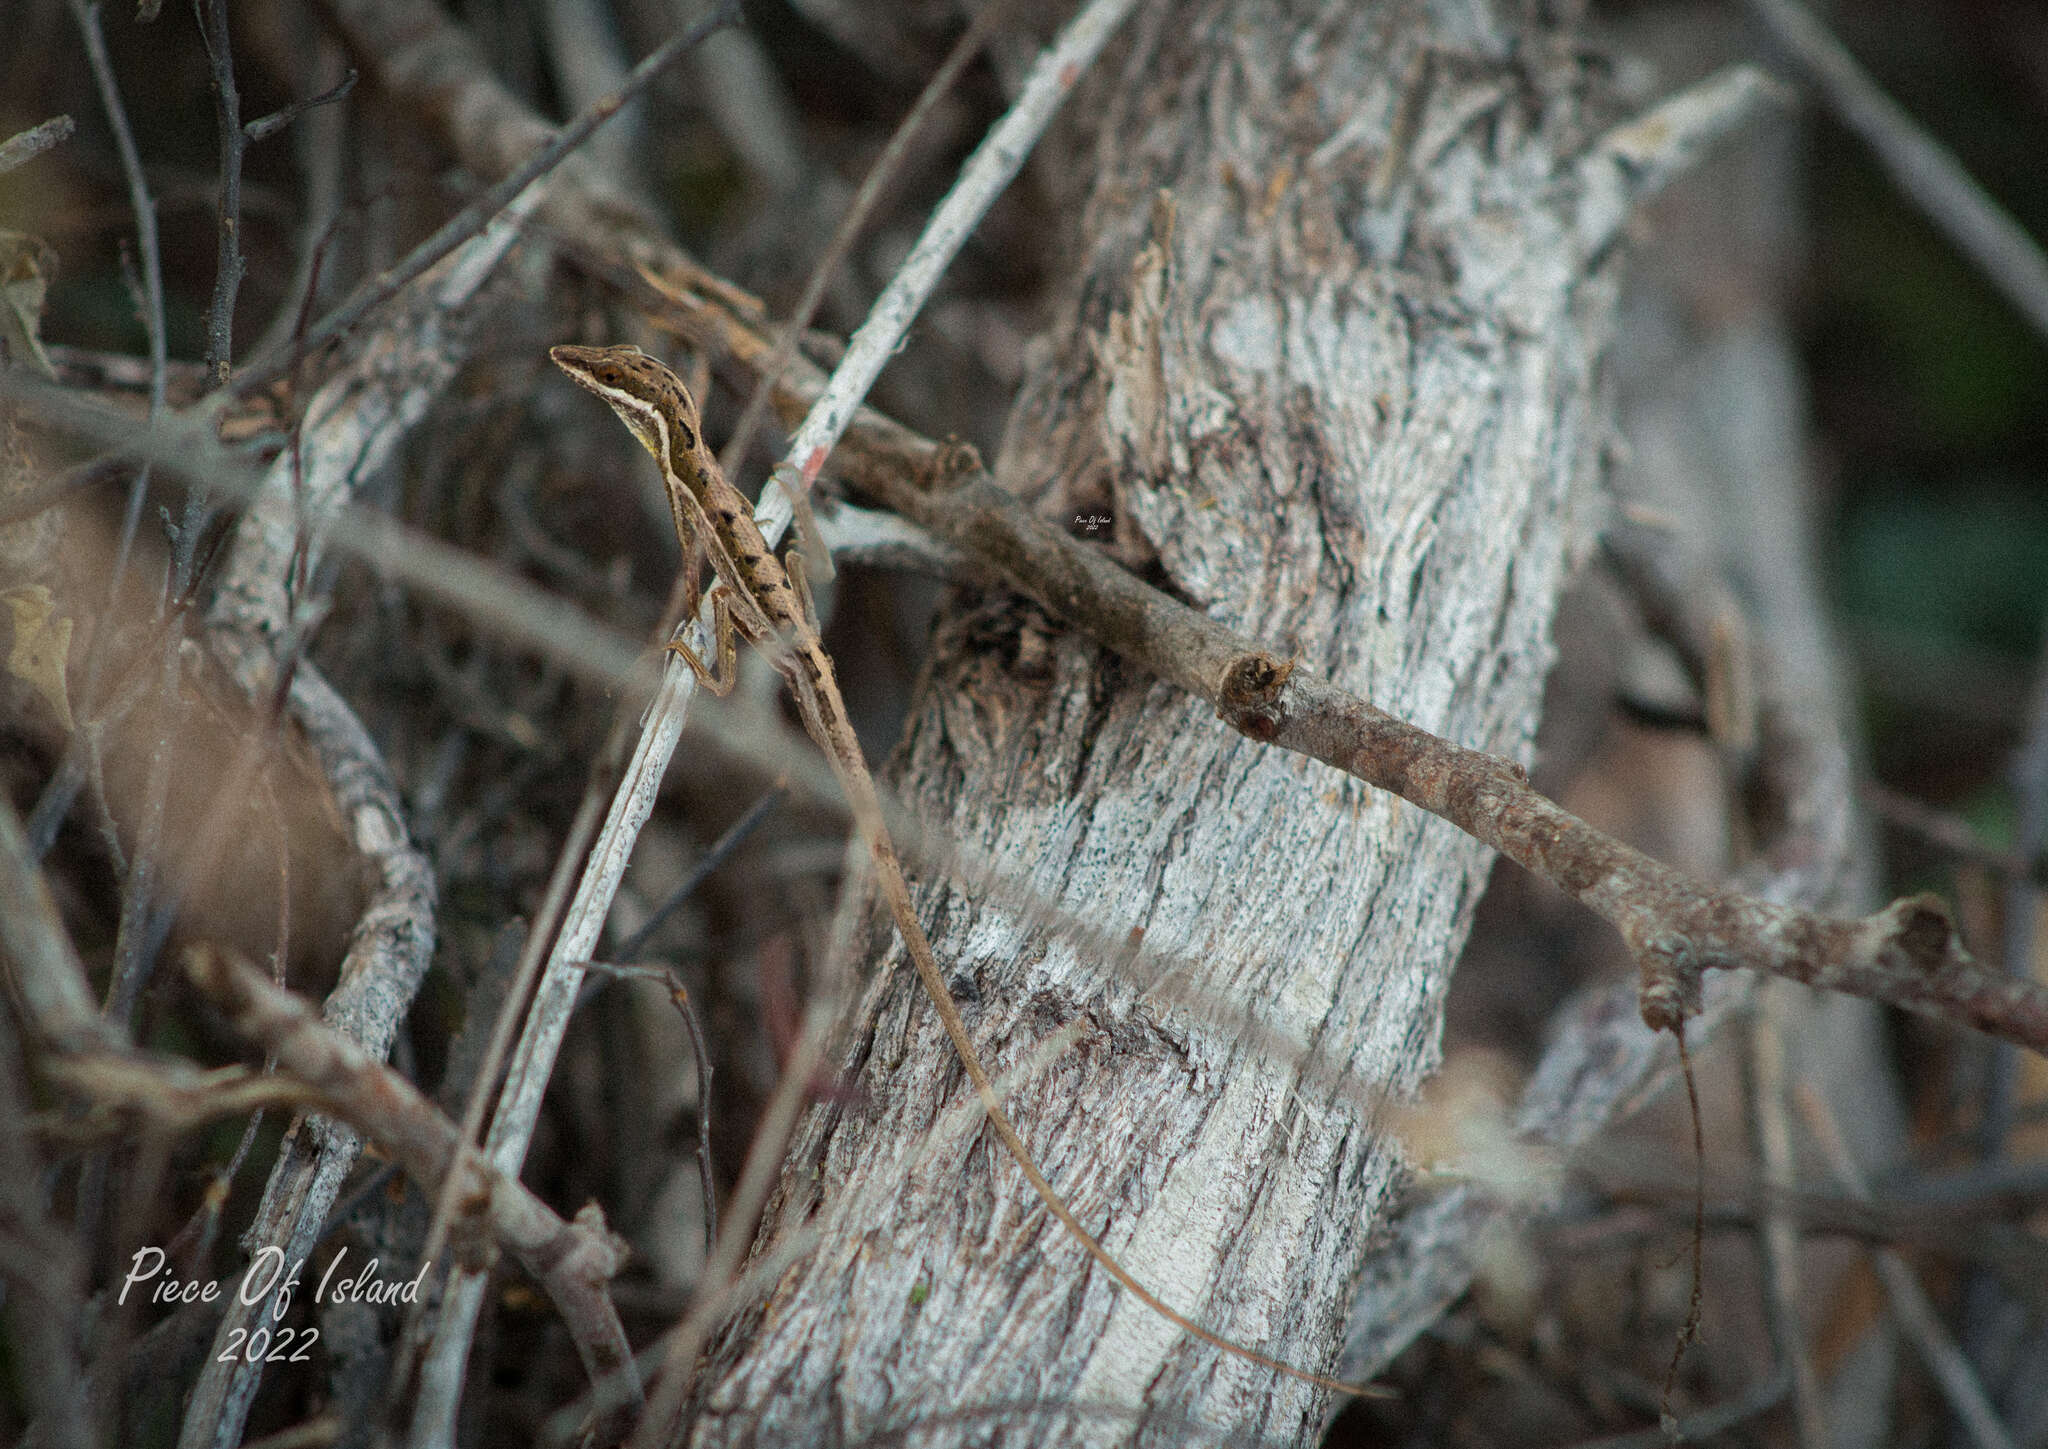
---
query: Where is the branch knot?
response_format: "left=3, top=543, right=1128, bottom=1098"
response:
left=1215, top=651, right=1296, bottom=742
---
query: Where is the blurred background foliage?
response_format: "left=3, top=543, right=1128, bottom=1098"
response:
left=1805, top=3, right=2048, bottom=818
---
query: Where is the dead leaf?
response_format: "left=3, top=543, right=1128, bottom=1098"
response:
left=0, top=230, right=58, bottom=379
left=4, top=584, right=75, bottom=730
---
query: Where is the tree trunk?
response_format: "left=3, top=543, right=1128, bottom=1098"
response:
left=686, top=0, right=1618, bottom=1442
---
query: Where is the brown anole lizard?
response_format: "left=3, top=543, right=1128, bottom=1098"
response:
left=551, top=342, right=1366, bottom=1396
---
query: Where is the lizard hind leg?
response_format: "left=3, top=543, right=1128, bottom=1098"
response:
left=783, top=544, right=825, bottom=637
left=666, top=585, right=742, bottom=695
left=772, top=461, right=836, bottom=587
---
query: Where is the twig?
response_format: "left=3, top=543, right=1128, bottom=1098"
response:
left=62, top=0, right=165, bottom=622
left=746, top=0, right=1142, bottom=553
left=193, top=0, right=248, bottom=387
left=624, top=887, right=1098, bottom=1448
left=179, top=144, right=534, bottom=1448
left=63, top=2, right=164, bottom=420
left=181, top=948, right=639, bottom=1398
left=536, top=1224, right=824, bottom=1449
left=245, top=44, right=351, bottom=371
left=671, top=978, right=718, bottom=1259
left=716, top=0, right=1017, bottom=479
left=1795, top=1083, right=2018, bottom=1449
left=416, top=0, right=1143, bottom=1428
left=38, top=1052, right=328, bottom=1134
left=603, top=842, right=865, bottom=1449
left=62, top=0, right=177, bottom=1043
left=229, top=0, right=740, bottom=399
left=1572, top=1369, right=1791, bottom=1449
left=0, top=999, right=95, bottom=1449
left=1742, top=0, right=2048, bottom=343
left=621, top=991, right=838, bottom=1449
left=612, top=783, right=784, bottom=962
left=1864, top=782, right=2048, bottom=886
left=241, top=67, right=358, bottom=145
left=821, top=425, right=2048, bottom=1054
left=0, top=795, right=114, bottom=1051
left=569, top=956, right=724, bottom=1258
left=1740, top=998, right=1826, bottom=1448
left=5, top=374, right=650, bottom=696
left=0, top=114, right=76, bottom=174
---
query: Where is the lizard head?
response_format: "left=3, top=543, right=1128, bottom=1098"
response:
left=550, top=343, right=706, bottom=476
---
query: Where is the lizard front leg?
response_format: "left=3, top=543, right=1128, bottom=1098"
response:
left=665, top=585, right=742, bottom=696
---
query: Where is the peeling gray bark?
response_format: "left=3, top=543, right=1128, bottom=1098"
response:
left=683, top=1, right=1620, bottom=1444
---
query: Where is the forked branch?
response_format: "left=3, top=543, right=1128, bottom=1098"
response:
left=180, top=947, right=639, bottom=1402
left=731, top=367, right=2048, bottom=1059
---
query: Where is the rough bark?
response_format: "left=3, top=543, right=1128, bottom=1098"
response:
left=684, top=1, right=1619, bottom=1444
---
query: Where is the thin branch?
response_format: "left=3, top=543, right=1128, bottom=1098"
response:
left=562, top=957, right=725, bottom=1258
left=229, top=0, right=739, bottom=399
left=179, top=126, right=538, bottom=1446
left=182, top=948, right=639, bottom=1399
left=536, top=1225, right=823, bottom=1449
left=242, top=67, right=357, bottom=145
left=1572, top=1370, right=1791, bottom=1449
left=744, top=0, right=1142, bottom=554
left=814, top=423, right=2048, bottom=1055
left=62, top=0, right=165, bottom=631
left=612, top=783, right=784, bottom=963
left=626, top=911, right=1096, bottom=1449
left=63, top=1, right=165, bottom=419
left=1865, top=782, right=2048, bottom=886
left=672, top=979, right=718, bottom=1259
left=620, top=982, right=840, bottom=1449
left=0, top=114, right=76, bottom=175
left=193, top=0, right=247, bottom=387
left=0, top=795, right=115, bottom=1052
left=1742, top=0, right=2048, bottom=342
left=0, top=1002, right=95, bottom=1449
left=417, top=0, right=1144, bottom=1427
left=716, top=0, right=1018, bottom=479
left=4, top=374, right=651, bottom=696
left=39, top=1053, right=328, bottom=1134
left=1796, top=1084, right=2018, bottom=1449
left=62, top=0, right=179, bottom=1049
left=1741, top=1000, right=1826, bottom=1449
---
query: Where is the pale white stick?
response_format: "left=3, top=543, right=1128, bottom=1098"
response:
left=410, top=2, right=1141, bottom=1439
left=756, top=0, right=1142, bottom=547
